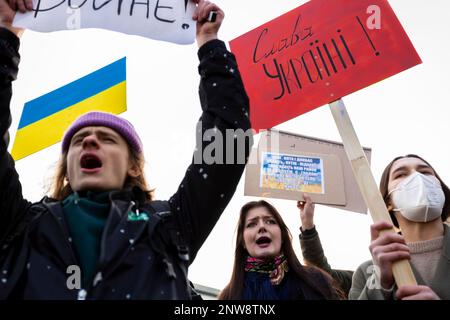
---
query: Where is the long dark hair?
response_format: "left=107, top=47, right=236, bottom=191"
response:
left=379, top=154, right=450, bottom=227
left=218, top=200, right=337, bottom=300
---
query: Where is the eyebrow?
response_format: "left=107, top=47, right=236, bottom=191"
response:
left=246, top=215, right=274, bottom=223
left=71, top=129, right=119, bottom=142
left=71, top=130, right=91, bottom=142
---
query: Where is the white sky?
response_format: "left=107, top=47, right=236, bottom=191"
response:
left=8, top=0, right=450, bottom=291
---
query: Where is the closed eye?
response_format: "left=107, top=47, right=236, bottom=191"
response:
left=71, top=137, right=83, bottom=146
left=393, top=173, right=407, bottom=179
left=103, top=137, right=116, bottom=143
left=246, top=222, right=256, bottom=228
left=420, top=169, right=435, bottom=176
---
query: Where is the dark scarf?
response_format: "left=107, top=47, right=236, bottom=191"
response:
left=244, top=254, right=289, bottom=285
left=63, top=191, right=111, bottom=288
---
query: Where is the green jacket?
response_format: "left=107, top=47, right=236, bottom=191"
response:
left=349, top=224, right=450, bottom=300
left=299, top=226, right=354, bottom=297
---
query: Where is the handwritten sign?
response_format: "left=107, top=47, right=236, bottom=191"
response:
left=13, top=0, right=196, bottom=45
left=261, top=152, right=325, bottom=194
left=229, top=0, right=422, bottom=132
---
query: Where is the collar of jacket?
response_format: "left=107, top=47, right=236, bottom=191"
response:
left=42, top=187, right=153, bottom=280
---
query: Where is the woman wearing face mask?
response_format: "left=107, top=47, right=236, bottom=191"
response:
left=218, top=200, right=340, bottom=300
left=349, top=154, right=450, bottom=300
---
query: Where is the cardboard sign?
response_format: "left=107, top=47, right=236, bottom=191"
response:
left=230, top=0, right=422, bottom=132
left=12, top=58, right=127, bottom=160
left=248, top=148, right=346, bottom=206
left=245, top=130, right=372, bottom=214
left=13, top=0, right=196, bottom=45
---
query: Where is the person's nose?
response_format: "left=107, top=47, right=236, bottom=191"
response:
left=82, top=135, right=99, bottom=150
left=257, top=220, right=267, bottom=233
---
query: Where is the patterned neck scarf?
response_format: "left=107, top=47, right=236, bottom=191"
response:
left=245, top=254, right=289, bottom=285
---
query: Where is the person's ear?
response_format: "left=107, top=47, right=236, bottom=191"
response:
left=384, top=193, right=394, bottom=211
left=127, top=164, right=140, bottom=178
left=386, top=200, right=394, bottom=212
left=128, top=167, right=140, bottom=178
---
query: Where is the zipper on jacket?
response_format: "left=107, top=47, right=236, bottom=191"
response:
left=96, top=200, right=134, bottom=271
left=60, top=194, right=134, bottom=296
left=89, top=197, right=141, bottom=294
left=91, top=198, right=151, bottom=296
left=78, top=196, right=145, bottom=296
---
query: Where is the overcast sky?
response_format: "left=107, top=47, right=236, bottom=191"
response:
left=8, top=0, right=450, bottom=290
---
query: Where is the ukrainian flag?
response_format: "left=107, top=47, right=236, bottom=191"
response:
left=12, top=57, right=127, bottom=161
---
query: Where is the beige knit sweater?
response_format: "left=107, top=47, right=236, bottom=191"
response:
left=408, top=236, right=444, bottom=285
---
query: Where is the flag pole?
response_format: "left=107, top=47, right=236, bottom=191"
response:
left=329, top=98, right=417, bottom=287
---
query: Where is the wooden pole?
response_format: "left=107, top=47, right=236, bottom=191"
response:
left=329, top=99, right=416, bottom=287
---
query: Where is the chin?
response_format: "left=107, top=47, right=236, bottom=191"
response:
left=74, top=181, right=109, bottom=192
left=255, top=251, right=277, bottom=259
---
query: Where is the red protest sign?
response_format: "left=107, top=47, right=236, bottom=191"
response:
left=230, top=0, right=422, bottom=132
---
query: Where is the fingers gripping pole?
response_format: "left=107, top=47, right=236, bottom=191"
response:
left=329, top=99, right=416, bottom=287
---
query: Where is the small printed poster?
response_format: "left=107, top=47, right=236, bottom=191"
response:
left=260, top=152, right=325, bottom=194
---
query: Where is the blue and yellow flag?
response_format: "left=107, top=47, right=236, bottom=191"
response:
left=12, top=57, right=127, bottom=161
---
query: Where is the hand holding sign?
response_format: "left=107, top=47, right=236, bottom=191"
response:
left=298, top=193, right=315, bottom=231
left=369, top=221, right=411, bottom=290
left=396, top=285, right=440, bottom=300
left=12, top=0, right=198, bottom=44
left=0, top=0, right=23, bottom=36
left=8, top=0, right=32, bottom=13
left=192, top=0, right=224, bottom=48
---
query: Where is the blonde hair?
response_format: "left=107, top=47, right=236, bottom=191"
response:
left=49, top=146, right=154, bottom=201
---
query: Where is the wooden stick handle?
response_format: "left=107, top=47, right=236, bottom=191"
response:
left=329, top=99, right=416, bottom=287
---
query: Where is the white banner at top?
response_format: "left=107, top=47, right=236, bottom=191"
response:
left=13, top=0, right=196, bottom=45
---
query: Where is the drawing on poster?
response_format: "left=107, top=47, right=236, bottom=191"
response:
left=260, top=152, right=324, bottom=194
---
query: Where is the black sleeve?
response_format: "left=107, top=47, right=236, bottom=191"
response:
left=169, top=39, right=253, bottom=263
left=0, top=27, right=31, bottom=245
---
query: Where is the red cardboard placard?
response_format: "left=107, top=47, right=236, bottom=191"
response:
left=230, top=0, right=422, bottom=132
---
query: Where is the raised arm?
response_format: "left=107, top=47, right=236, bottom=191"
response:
left=298, top=194, right=334, bottom=272
left=298, top=194, right=353, bottom=295
left=0, top=1, right=30, bottom=245
left=168, top=0, right=253, bottom=263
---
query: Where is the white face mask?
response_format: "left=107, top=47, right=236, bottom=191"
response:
left=389, top=171, right=445, bottom=223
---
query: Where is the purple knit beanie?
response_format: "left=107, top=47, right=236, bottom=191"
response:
left=61, top=112, right=143, bottom=153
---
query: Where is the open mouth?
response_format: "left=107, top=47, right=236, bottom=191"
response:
left=80, top=154, right=103, bottom=171
left=256, top=236, right=271, bottom=246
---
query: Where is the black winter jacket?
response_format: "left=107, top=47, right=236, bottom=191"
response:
left=0, top=28, right=252, bottom=300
